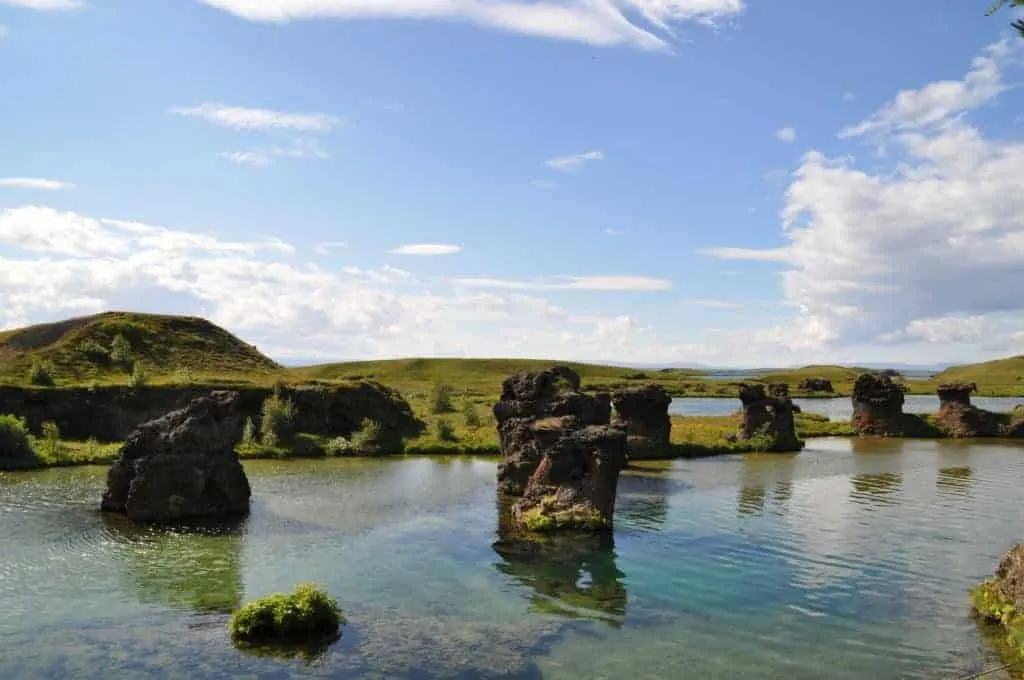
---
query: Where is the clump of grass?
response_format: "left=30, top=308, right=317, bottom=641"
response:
left=37, top=421, right=62, bottom=461
left=436, top=418, right=456, bottom=442
left=462, top=401, right=482, bottom=428
left=129, top=360, right=149, bottom=388
left=28, top=359, right=55, bottom=387
left=349, top=418, right=387, bottom=454
left=241, top=417, right=257, bottom=448
left=109, top=332, right=132, bottom=368
left=77, top=339, right=110, bottom=362
left=260, top=389, right=297, bottom=447
left=430, top=382, right=456, bottom=414
left=228, top=583, right=345, bottom=648
left=323, top=436, right=351, bottom=456
left=175, top=365, right=196, bottom=384
left=0, top=414, right=35, bottom=463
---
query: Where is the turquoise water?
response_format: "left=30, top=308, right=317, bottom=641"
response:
left=2, top=438, right=1024, bottom=679
left=670, top=395, right=1023, bottom=419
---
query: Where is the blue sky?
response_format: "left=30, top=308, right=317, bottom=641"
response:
left=1, top=0, right=1023, bottom=367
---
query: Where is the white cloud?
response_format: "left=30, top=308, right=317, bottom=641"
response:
left=314, top=240, right=347, bottom=255
left=775, top=126, right=797, bottom=143
left=839, top=40, right=1014, bottom=139
left=389, top=243, right=462, bottom=256
left=192, top=0, right=745, bottom=52
left=454, top=275, right=672, bottom=292
left=704, top=38, right=1024, bottom=356
left=530, top=179, right=558, bottom=190
left=218, top=151, right=272, bottom=168
left=171, top=103, right=341, bottom=132
left=0, top=177, right=74, bottom=190
left=547, top=150, right=604, bottom=172
left=0, top=0, right=83, bottom=9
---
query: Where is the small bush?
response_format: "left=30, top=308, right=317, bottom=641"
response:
left=38, top=421, right=62, bottom=461
left=229, top=583, right=345, bottom=648
left=28, top=359, right=55, bottom=387
left=349, top=418, right=392, bottom=455
left=260, top=392, right=297, bottom=447
left=110, top=333, right=132, bottom=367
left=0, top=414, right=35, bottom=462
left=436, top=418, right=457, bottom=442
left=324, top=437, right=351, bottom=456
left=430, top=382, right=456, bottom=414
left=241, top=417, right=256, bottom=447
left=77, top=339, right=110, bottom=362
left=462, top=402, right=482, bottom=428
left=129, top=360, right=149, bottom=388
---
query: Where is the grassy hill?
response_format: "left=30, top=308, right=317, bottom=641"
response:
left=930, top=355, right=1024, bottom=392
left=0, top=312, right=282, bottom=386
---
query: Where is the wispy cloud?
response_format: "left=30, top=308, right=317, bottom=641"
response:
left=192, top=0, right=745, bottom=52
left=547, top=150, right=604, bottom=172
left=775, top=126, right=796, bottom=143
left=0, top=177, right=75, bottom=190
left=218, top=138, right=330, bottom=168
left=390, top=243, right=463, bottom=256
left=218, top=151, right=271, bottom=168
left=314, top=241, right=347, bottom=256
left=171, top=103, right=341, bottom=132
left=0, top=0, right=83, bottom=9
left=530, top=179, right=558, bottom=190
left=454, top=275, right=672, bottom=292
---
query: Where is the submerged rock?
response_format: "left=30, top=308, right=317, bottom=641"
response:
left=850, top=373, right=907, bottom=436
left=512, top=418, right=628, bottom=531
left=935, top=383, right=1006, bottom=438
left=735, top=383, right=804, bottom=452
left=493, top=366, right=611, bottom=496
left=611, top=384, right=672, bottom=459
left=100, top=391, right=251, bottom=522
left=797, top=377, right=834, bottom=393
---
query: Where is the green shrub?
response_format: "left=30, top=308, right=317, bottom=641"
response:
left=77, top=339, right=110, bottom=362
left=462, top=401, right=482, bottom=428
left=324, top=437, right=351, bottom=456
left=129, top=360, right=149, bottom=388
left=430, top=382, right=455, bottom=414
left=229, top=583, right=345, bottom=648
left=241, top=417, right=256, bottom=447
left=37, top=421, right=62, bottom=461
left=0, top=414, right=34, bottom=462
left=28, top=359, right=55, bottom=387
left=349, top=418, right=396, bottom=455
left=110, top=333, right=132, bottom=367
left=260, top=391, right=297, bottom=447
left=436, top=418, right=456, bottom=442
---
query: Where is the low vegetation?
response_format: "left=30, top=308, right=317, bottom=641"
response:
left=229, top=583, right=345, bottom=650
left=970, top=578, right=1024, bottom=656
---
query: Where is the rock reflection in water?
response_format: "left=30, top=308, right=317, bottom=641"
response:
left=615, top=469, right=688, bottom=530
left=493, top=506, right=627, bottom=627
left=849, top=473, right=903, bottom=509
left=737, top=453, right=797, bottom=518
left=102, top=513, right=246, bottom=614
left=937, top=466, right=972, bottom=497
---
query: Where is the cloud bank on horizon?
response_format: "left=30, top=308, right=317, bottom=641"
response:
left=1, top=1, right=1022, bottom=367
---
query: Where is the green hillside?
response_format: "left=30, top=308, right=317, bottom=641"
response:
left=931, top=355, right=1024, bottom=390
left=0, top=312, right=282, bottom=386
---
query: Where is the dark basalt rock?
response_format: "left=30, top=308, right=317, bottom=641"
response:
left=935, top=382, right=1005, bottom=438
left=493, top=366, right=611, bottom=496
left=101, top=391, right=251, bottom=522
left=735, top=383, right=804, bottom=452
left=0, top=381, right=421, bottom=443
left=512, top=418, right=628, bottom=531
left=611, top=384, right=671, bottom=459
left=797, top=377, right=834, bottom=393
left=851, top=373, right=907, bottom=436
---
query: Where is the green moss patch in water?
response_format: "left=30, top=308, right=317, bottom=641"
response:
left=229, top=583, right=346, bottom=652
left=970, top=578, right=1024, bottom=656
left=518, top=499, right=611, bottom=532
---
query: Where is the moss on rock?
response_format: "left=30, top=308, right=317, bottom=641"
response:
left=229, top=583, right=345, bottom=649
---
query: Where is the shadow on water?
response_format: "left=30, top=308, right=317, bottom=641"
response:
left=737, top=453, right=798, bottom=518
left=492, top=500, right=628, bottom=628
left=100, top=513, right=247, bottom=615
left=937, top=466, right=973, bottom=498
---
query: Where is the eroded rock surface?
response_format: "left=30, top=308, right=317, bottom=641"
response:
left=101, top=391, right=251, bottom=522
left=851, top=373, right=907, bottom=436
left=935, top=382, right=1005, bottom=438
left=611, top=384, right=671, bottom=459
left=512, top=418, right=628, bottom=531
left=735, top=383, right=804, bottom=452
left=493, top=366, right=611, bottom=496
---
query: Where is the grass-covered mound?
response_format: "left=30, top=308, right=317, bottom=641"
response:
left=0, top=312, right=281, bottom=386
left=229, top=583, right=345, bottom=651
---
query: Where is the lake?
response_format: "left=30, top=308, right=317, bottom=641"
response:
left=670, top=395, right=1024, bottom=420
left=3, top=439, right=1024, bottom=679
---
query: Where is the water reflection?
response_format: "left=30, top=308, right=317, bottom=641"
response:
left=492, top=508, right=627, bottom=627
left=849, top=473, right=903, bottom=508
left=737, top=453, right=797, bottom=517
left=102, top=514, right=246, bottom=614
left=616, top=469, right=686, bottom=530
left=937, top=466, right=972, bottom=497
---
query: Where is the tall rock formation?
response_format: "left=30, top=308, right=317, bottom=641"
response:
left=611, top=384, right=671, bottom=459
left=735, top=383, right=804, bottom=452
left=935, top=382, right=1002, bottom=437
left=851, top=373, right=907, bottom=436
left=101, top=391, right=251, bottom=522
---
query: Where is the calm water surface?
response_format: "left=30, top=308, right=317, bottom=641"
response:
left=3, top=439, right=1024, bottom=679
left=670, top=395, right=1023, bottom=419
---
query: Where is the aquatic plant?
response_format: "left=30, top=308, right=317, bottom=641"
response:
left=228, top=583, right=345, bottom=649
